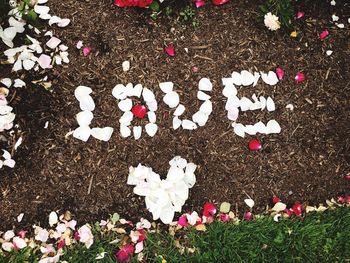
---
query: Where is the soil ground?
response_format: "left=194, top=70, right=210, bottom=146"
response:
left=0, top=0, right=349, bottom=229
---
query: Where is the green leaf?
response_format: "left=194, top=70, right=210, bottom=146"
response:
left=110, top=212, right=120, bottom=224
left=26, top=9, right=38, bottom=21
left=149, top=1, right=160, bottom=12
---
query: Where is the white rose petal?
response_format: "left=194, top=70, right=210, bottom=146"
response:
left=91, top=127, right=114, bottom=141
left=159, top=82, right=173, bottom=93
left=145, top=123, right=158, bottom=137
left=198, top=78, right=212, bottom=91
left=133, top=126, right=142, bottom=140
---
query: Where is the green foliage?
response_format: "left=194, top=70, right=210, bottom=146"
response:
left=1, top=208, right=349, bottom=262
left=179, top=5, right=200, bottom=29
left=260, top=0, right=294, bottom=28
left=179, top=6, right=196, bottom=22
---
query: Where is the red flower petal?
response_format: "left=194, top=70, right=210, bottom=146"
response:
left=275, top=67, right=284, bottom=80
left=336, top=196, right=345, bottom=203
left=165, top=46, right=175, bottom=57
left=296, top=11, right=305, bottom=19
left=58, top=239, right=65, bottom=249
left=74, top=231, right=80, bottom=241
left=319, top=30, right=329, bottom=40
left=295, top=72, right=305, bottom=83
left=283, top=208, right=293, bottom=217
left=292, top=202, right=302, bottom=216
left=344, top=174, right=350, bottom=181
left=272, top=197, right=281, bottom=204
left=116, top=250, right=130, bottom=262
left=203, top=202, right=217, bottom=217
left=212, top=0, right=230, bottom=5
left=248, top=138, right=262, bottom=151
left=132, top=105, right=147, bottom=119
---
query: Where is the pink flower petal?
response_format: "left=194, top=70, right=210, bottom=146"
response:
left=275, top=67, right=284, bottom=80
left=243, top=212, right=253, bottom=220
left=295, top=72, right=305, bottom=83
left=212, top=0, right=230, bottom=5
left=195, top=0, right=205, bottom=8
left=165, top=45, right=175, bottom=57
left=83, top=47, right=92, bottom=56
left=272, top=197, right=281, bottom=204
left=178, top=215, right=188, bottom=227
left=344, top=173, right=350, bottom=181
left=38, top=54, right=52, bottom=69
left=220, top=214, right=230, bottom=222
left=296, top=11, right=305, bottom=19
left=319, top=30, right=329, bottom=40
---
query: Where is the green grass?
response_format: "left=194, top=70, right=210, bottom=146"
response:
left=1, top=207, right=349, bottom=262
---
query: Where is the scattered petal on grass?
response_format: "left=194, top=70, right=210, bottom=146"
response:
left=203, top=202, right=216, bottom=217
left=244, top=212, right=253, bottom=220
left=292, top=202, right=302, bottom=216
left=272, top=202, right=287, bottom=212
left=219, top=202, right=231, bottom=213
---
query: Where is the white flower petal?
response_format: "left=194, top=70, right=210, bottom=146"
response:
left=233, top=123, right=245, bottom=137
left=222, top=84, right=237, bottom=98
left=261, top=71, right=279, bottom=86
left=192, top=111, right=209, bottom=126
left=133, top=126, right=142, bottom=140
left=120, top=125, right=131, bottom=138
left=142, top=87, right=155, bottom=102
left=159, top=82, right=173, bottom=93
left=14, top=78, right=25, bottom=87
left=118, top=98, right=133, bottom=112
left=199, top=100, right=212, bottom=114
left=73, top=126, right=91, bottom=142
left=174, top=104, right=185, bottom=116
left=197, top=91, right=211, bottom=101
left=198, top=78, right=212, bottom=91
left=22, top=59, right=35, bottom=70
left=266, top=120, right=281, bottom=134
left=163, top=91, right=179, bottom=108
left=232, top=71, right=242, bottom=86
left=240, top=70, right=255, bottom=86
left=145, top=123, right=158, bottom=137
left=244, top=198, right=255, bottom=208
left=91, top=127, right=114, bottom=141
left=49, top=211, right=58, bottom=227
left=172, top=116, right=182, bottom=130
left=34, top=5, right=50, bottom=15
left=1, top=78, right=12, bottom=88
left=266, top=97, right=276, bottom=112
left=112, top=84, right=127, bottom=100
left=181, top=119, right=197, bottom=130
left=122, top=60, right=130, bottom=72
left=147, top=111, right=156, bottom=123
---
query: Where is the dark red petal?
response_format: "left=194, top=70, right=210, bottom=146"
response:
left=203, top=202, right=217, bottom=217
left=292, top=202, right=302, bottom=216
left=272, top=197, right=281, bottom=204
left=244, top=212, right=253, bottom=220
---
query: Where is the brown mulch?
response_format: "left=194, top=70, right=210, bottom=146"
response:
left=0, top=0, right=349, bottom=229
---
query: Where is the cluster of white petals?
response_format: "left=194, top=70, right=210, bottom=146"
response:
left=0, top=94, right=15, bottom=132
left=73, top=86, right=114, bottom=142
left=112, top=83, right=158, bottom=139
left=222, top=70, right=281, bottom=137
left=0, top=150, right=15, bottom=169
left=127, top=156, right=197, bottom=224
left=2, top=0, right=70, bottom=72
left=264, top=12, right=281, bottom=31
left=160, top=78, right=213, bottom=131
